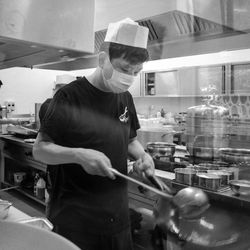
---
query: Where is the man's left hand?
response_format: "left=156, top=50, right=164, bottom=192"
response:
left=133, top=153, right=155, bottom=178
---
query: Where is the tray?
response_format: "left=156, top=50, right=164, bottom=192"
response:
left=18, top=217, right=53, bottom=231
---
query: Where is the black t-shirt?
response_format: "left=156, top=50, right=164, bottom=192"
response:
left=40, top=77, right=140, bottom=234
left=38, top=98, right=52, bottom=122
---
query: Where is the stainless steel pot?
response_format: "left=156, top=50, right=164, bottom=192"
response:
left=146, top=142, right=176, bottom=158
left=196, top=173, right=221, bottom=190
left=219, top=147, right=250, bottom=163
left=174, top=168, right=197, bottom=185
left=207, top=170, right=233, bottom=186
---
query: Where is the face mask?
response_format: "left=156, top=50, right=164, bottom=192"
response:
left=102, top=65, right=137, bottom=93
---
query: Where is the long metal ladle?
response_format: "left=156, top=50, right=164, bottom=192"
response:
left=110, top=168, right=173, bottom=199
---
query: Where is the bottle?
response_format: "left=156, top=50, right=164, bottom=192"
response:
left=36, top=176, right=46, bottom=200
left=160, top=108, right=166, bottom=118
left=33, top=173, right=40, bottom=196
left=156, top=111, right=161, bottom=118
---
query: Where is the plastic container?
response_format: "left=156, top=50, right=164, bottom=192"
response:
left=33, top=173, right=40, bottom=196
left=36, top=177, right=46, bottom=200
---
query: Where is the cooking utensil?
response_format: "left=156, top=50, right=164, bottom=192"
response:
left=229, top=179, right=250, bottom=196
left=174, top=168, right=197, bottom=185
left=196, top=173, right=221, bottom=190
left=207, top=170, right=233, bottom=186
left=112, top=168, right=238, bottom=247
left=219, top=147, right=250, bottom=163
left=147, top=142, right=176, bottom=158
left=156, top=189, right=239, bottom=248
left=111, top=168, right=173, bottom=199
left=111, top=168, right=210, bottom=222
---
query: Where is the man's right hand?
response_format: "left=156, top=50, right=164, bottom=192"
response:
left=74, top=148, right=116, bottom=179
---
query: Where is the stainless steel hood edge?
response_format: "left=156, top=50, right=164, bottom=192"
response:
left=35, top=10, right=246, bottom=71
left=0, top=0, right=95, bottom=70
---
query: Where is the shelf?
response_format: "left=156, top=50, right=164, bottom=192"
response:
left=3, top=152, right=46, bottom=172
left=2, top=181, right=46, bottom=206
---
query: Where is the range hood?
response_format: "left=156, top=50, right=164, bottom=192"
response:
left=36, top=10, right=246, bottom=71
left=0, top=0, right=95, bottom=70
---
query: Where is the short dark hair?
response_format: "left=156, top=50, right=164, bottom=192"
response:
left=99, top=42, right=149, bottom=64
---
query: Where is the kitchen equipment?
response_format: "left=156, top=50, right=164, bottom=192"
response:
left=154, top=188, right=240, bottom=248
left=0, top=0, right=94, bottom=70
left=185, top=104, right=230, bottom=162
left=0, top=199, right=12, bottom=219
left=219, top=147, right=250, bottom=163
left=196, top=173, right=222, bottom=190
left=111, top=168, right=173, bottom=199
left=174, top=168, right=197, bottom=185
left=229, top=180, right=250, bottom=196
left=207, top=170, right=233, bottom=186
left=110, top=168, right=210, bottom=223
left=0, top=220, right=80, bottom=250
left=177, top=206, right=240, bottom=248
left=147, top=142, right=176, bottom=158
left=198, top=162, right=228, bottom=169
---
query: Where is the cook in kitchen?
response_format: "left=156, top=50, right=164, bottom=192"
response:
left=33, top=18, right=155, bottom=250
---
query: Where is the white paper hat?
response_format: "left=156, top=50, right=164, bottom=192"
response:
left=104, top=18, right=149, bottom=49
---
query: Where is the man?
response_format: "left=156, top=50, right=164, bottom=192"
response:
left=39, top=83, right=67, bottom=124
left=33, top=18, right=155, bottom=250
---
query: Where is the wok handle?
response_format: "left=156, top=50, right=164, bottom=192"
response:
left=146, top=175, right=164, bottom=191
left=146, top=174, right=174, bottom=194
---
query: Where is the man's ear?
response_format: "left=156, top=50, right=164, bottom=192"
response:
left=98, top=52, right=107, bottom=69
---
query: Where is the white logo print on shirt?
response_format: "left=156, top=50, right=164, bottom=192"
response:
left=119, top=106, right=129, bottom=123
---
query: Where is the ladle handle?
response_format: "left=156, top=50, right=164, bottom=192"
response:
left=110, top=168, right=173, bottom=199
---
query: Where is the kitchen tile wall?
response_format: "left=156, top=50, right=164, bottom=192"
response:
left=219, top=95, right=250, bottom=118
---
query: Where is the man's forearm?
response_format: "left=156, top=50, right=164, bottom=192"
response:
left=33, top=132, right=79, bottom=165
left=128, top=138, right=147, bottom=160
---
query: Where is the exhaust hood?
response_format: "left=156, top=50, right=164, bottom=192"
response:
left=36, top=10, right=246, bottom=71
left=0, top=0, right=95, bottom=70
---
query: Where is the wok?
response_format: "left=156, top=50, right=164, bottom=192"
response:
left=111, top=168, right=239, bottom=248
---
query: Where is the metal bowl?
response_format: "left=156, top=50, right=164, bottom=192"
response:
left=229, top=180, right=250, bottom=196
left=147, top=142, right=176, bottom=158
